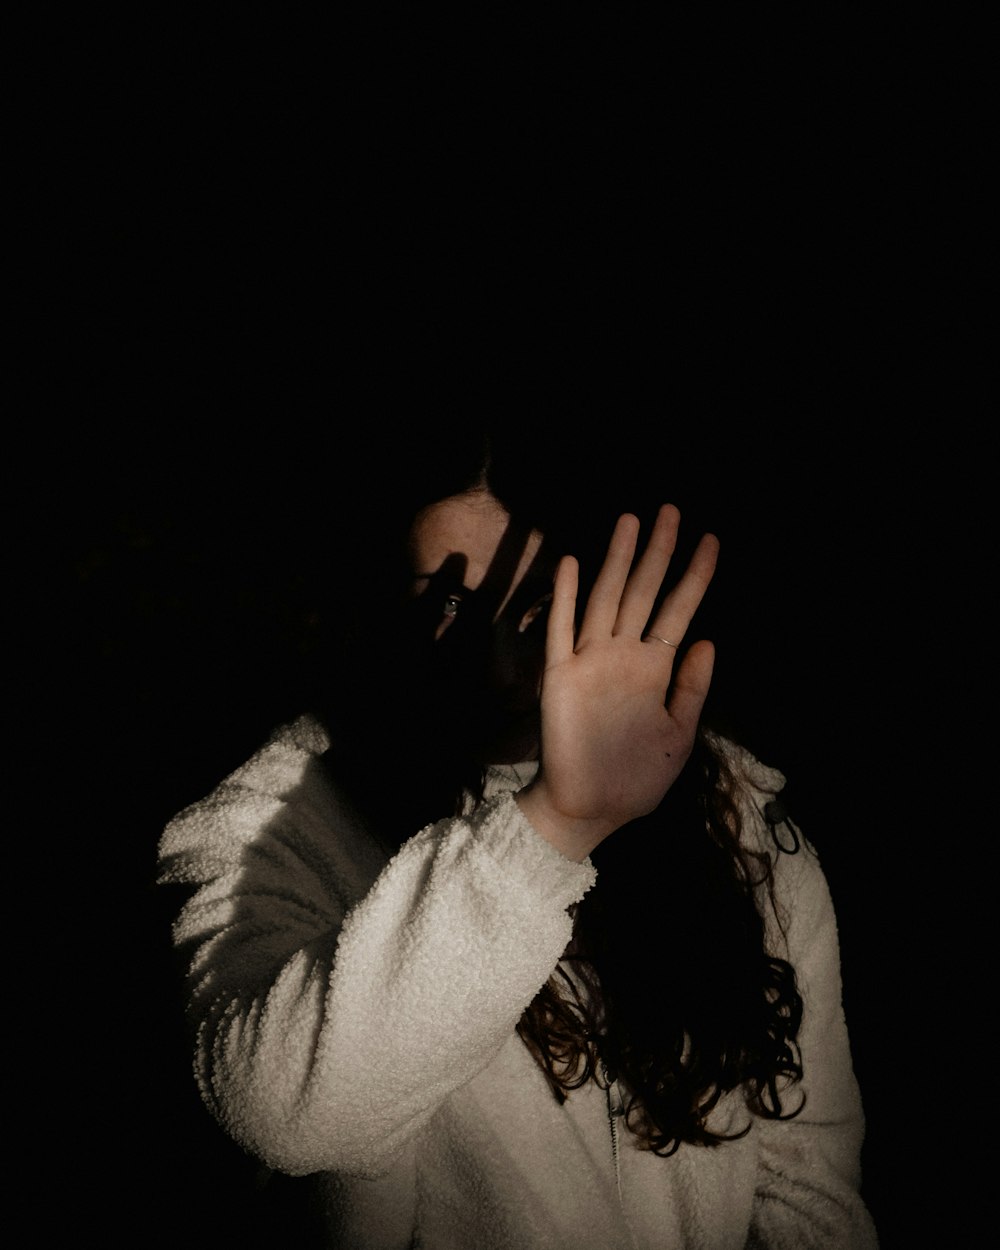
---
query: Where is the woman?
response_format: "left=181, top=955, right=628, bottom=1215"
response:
left=157, top=427, right=878, bottom=1247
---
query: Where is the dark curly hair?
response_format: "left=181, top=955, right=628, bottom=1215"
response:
left=514, top=728, right=805, bottom=1154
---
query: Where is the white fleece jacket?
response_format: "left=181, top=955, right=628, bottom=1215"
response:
left=157, top=714, right=878, bottom=1249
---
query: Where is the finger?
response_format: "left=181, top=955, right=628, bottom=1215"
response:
left=645, top=532, right=719, bottom=651
left=614, top=503, right=680, bottom=638
left=576, top=513, right=640, bottom=646
left=545, top=554, right=579, bottom=666
left=665, top=639, right=716, bottom=728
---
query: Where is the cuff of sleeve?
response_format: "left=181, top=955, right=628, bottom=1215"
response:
left=469, top=791, right=598, bottom=910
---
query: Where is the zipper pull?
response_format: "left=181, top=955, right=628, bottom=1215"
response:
left=603, top=1065, right=625, bottom=1117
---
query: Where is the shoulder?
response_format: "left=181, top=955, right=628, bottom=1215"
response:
left=224, top=713, right=332, bottom=792
left=704, top=730, right=786, bottom=799
left=157, top=713, right=336, bottom=884
left=702, top=728, right=788, bottom=845
left=703, top=730, right=831, bottom=948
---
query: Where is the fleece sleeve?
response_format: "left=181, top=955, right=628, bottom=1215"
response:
left=746, top=828, right=879, bottom=1248
left=156, top=718, right=595, bottom=1180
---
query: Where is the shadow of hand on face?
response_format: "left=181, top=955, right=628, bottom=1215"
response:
left=402, top=516, right=559, bottom=765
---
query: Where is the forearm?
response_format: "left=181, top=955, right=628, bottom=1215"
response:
left=746, top=831, right=878, bottom=1248
left=184, top=792, right=595, bottom=1177
left=747, top=1111, right=877, bottom=1249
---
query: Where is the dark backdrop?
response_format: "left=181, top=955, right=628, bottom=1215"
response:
left=33, top=9, right=980, bottom=1247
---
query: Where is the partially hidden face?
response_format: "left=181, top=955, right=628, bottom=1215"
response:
left=407, top=487, right=557, bottom=762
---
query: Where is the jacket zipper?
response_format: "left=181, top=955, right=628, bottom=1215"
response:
left=602, top=1061, right=624, bottom=1204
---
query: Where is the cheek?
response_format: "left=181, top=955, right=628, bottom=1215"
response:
left=489, top=623, right=546, bottom=697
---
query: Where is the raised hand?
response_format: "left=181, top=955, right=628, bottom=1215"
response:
left=516, top=504, right=719, bottom=862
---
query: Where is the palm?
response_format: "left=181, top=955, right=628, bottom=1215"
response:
left=531, top=505, right=719, bottom=848
left=541, top=639, right=702, bottom=820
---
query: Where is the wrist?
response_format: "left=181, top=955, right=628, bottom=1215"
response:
left=514, top=781, right=615, bottom=863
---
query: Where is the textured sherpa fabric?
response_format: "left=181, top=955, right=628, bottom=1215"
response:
left=157, top=714, right=879, bottom=1249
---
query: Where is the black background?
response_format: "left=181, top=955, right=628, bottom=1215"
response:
left=31, top=7, right=983, bottom=1246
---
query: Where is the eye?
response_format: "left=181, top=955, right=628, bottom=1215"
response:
left=443, top=593, right=463, bottom=619
left=518, top=592, right=553, bottom=634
